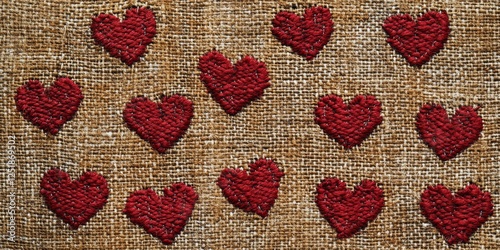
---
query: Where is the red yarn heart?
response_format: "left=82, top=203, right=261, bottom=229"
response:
left=416, top=104, right=482, bottom=161
left=91, top=7, right=156, bottom=66
left=123, top=95, right=193, bottom=153
left=420, top=184, right=493, bottom=244
left=272, top=6, right=334, bottom=60
left=198, top=51, right=270, bottom=115
left=383, top=10, right=450, bottom=66
left=217, top=159, right=284, bottom=218
left=15, top=78, right=83, bottom=135
left=314, top=94, right=383, bottom=149
left=123, top=183, right=198, bottom=245
left=40, top=169, right=109, bottom=229
left=316, top=178, right=384, bottom=238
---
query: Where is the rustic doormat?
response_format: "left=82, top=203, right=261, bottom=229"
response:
left=1, top=1, right=499, bottom=249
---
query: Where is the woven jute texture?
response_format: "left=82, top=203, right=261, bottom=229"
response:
left=1, top=0, right=499, bottom=249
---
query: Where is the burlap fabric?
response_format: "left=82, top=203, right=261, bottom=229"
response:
left=1, top=0, right=499, bottom=249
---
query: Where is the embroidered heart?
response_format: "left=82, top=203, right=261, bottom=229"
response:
left=383, top=10, right=450, bottom=66
left=314, top=94, right=383, bottom=149
left=91, top=7, right=156, bottom=66
left=416, top=104, right=483, bottom=161
left=15, top=78, right=83, bottom=135
left=123, top=95, right=193, bottom=153
left=420, top=184, right=493, bottom=244
left=198, top=51, right=270, bottom=115
left=316, top=178, right=384, bottom=238
left=40, top=169, right=109, bottom=229
left=272, top=6, right=334, bottom=60
left=123, top=183, right=198, bottom=245
left=217, top=159, right=284, bottom=217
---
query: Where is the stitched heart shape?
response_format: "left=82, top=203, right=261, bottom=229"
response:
left=416, top=104, right=482, bottom=161
left=91, top=7, right=156, bottom=66
left=15, top=78, right=83, bottom=135
left=123, top=183, right=198, bottom=245
left=198, top=51, right=270, bottom=115
left=314, top=94, right=383, bottom=149
left=316, top=178, right=384, bottom=238
left=383, top=10, right=450, bottom=66
left=420, top=184, right=493, bottom=244
left=123, top=95, right=193, bottom=153
left=272, top=6, right=334, bottom=60
left=217, top=159, right=284, bottom=218
left=40, top=169, right=109, bottom=229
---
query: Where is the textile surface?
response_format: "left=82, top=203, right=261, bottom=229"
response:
left=1, top=0, right=499, bottom=249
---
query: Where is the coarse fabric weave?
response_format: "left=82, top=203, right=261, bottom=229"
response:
left=1, top=0, right=499, bottom=249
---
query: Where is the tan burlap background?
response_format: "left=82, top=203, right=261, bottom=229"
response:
left=1, top=0, right=499, bottom=249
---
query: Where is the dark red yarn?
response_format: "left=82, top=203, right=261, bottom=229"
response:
left=123, top=183, right=198, bottom=245
left=15, top=78, right=83, bottom=135
left=272, top=6, right=334, bottom=60
left=420, top=184, right=493, bottom=245
left=314, top=94, right=383, bottom=149
left=91, top=7, right=156, bottom=66
left=217, top=158, right=284, bottom=218
left=416, top=104, right=482, bottom=161
left=315, top=178, right=384, bottom=239
left=40, top=169, right=109, bottom=229
left=123, top=95, right=193, bottom=153
left=198, top=51, right=270, bottom=115
left=383, top=10, right=450, bottom=66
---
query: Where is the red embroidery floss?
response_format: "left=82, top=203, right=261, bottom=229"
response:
left=316, top=178, right=384, bottom=238
left=416, top=104, right=483, bottom=161
left=217, top=158, right=284, bottom=218
left=272, top=6, right=334, bottom=60
left=91, top=7, right=156, bottom=65
left=314, top=94, right=383, bottom=149
left=123, top=95, right=194, bottom=153
left=420, top=184, right=493, bottom=244
left=15, top=78, right=83, bottom=135
left=383, top=10, right=450, bottom=66
left=40, top=169, right=109, bottom=229
left=198, top=51, right=270, bottom=115
left=123, top=183, right=198, bottom=245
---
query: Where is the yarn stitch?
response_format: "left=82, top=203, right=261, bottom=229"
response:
left=123, top=95, right=193, bottom=153
left=15, top=78, right=83, bottom=135
left=123, top=183, right=198, bottom=245
left=316, top=178, right=384, bottom=238
left=198, top=51, right=270, bottom=115
left=314, top=94, right=383, bottom=149
left=272, top=6, right=334, bottom=60
left=383, top=10, right=450, bottom=66
left=91, top=7, right=156, bottom=66
left=217, top=158, right=284, bottom=218
left=420, top=184, right=493, bottom=244
left=40, top=169, right=109, bottom=229
left=416, top=104, right=483, bottom=161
